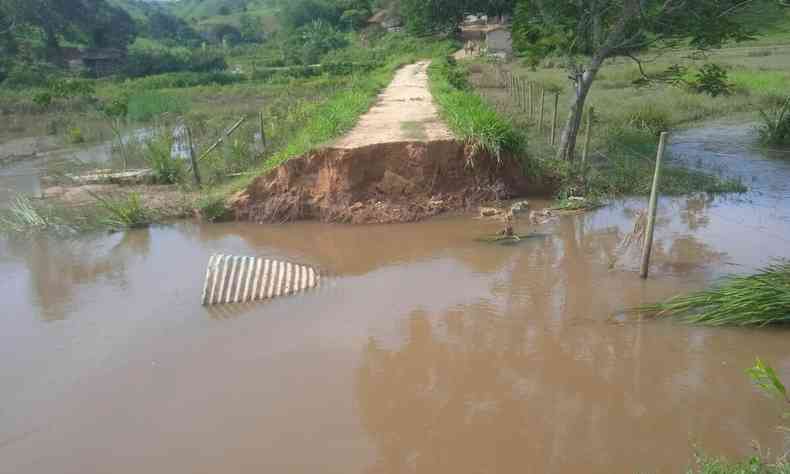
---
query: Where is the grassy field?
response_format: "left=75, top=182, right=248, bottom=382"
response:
left=464, top=35, right=790, bottom=199
left=0, top=32, right=459, bottom=234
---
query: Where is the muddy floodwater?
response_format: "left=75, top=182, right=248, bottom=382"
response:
left=2, top=121, right=790, bottom=473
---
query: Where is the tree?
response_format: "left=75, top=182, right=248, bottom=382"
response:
left=89, top=3, right=137, bottom=50
left=1, top=0, right=137, bottom=62
left=400, top=0, right=465, bottom=35
left=278, top=0, right=342, bottom=30
left=512, top=0, right=757, bottom=161
left=239, top=14, right=264, bottom=42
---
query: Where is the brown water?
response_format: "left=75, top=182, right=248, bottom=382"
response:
left=1, top=122, right=790, bottom=473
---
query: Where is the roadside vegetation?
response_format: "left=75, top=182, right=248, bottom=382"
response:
left=428, top=57, right=525, bottom=162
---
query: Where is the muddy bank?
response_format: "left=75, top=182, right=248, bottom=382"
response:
left=233, top=140, right=549, bottom=224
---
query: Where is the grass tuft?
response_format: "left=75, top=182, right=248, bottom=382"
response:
left=758, top=96, right=790, bottom=146
left=637, top=260, right=790, bottom=326
left=428, top=57, right=525, bottom=161
left=0, top=196, right=58, bottom=234
left=90, top=192, right=152, bottom=230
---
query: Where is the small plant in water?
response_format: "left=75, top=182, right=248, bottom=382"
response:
left=91, top=192, right=151, bottom=230
left=758, top=96, right=790, bottom=146
left=0, top=196, right=56, bottom=234
left=636, top=260, right=790, bottom=326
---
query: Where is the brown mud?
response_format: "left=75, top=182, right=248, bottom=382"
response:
left=233, top=140, right=548, bottom=224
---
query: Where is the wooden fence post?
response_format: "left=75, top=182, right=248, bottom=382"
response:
left=551, top=92, right=559, bottom=145
left=527, top=82, right=533, bottom=120
left=259, top=111, right=266, bottom=152
left=539, top=88, right=545, bottom=132
left=640, top=132, right=669, bottom=279
left=186, top=125, right=201, bottom=187
left=582, top=106, right=594, bottom=163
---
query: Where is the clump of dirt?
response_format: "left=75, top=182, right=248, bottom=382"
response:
left=232, top=140, right=550, bottom=224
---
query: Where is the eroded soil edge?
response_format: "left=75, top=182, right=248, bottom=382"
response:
left=232, top=140, right=545, bottom=224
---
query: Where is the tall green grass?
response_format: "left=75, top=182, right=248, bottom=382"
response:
left=758, top=96, right=790, bottom=146
left=428, top=57, right=525, bottom=161
left=127, top=91, right=190, bottom=122
left=637, top=260, right=790, bottom=326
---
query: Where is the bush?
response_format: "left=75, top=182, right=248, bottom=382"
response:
left=689, top=63, right=733, bottom=98
left=145, top=131, right=184, bottom=184
left=32, top=91, right=53, bottom=108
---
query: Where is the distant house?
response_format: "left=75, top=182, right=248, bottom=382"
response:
left=367, top=10, right=403, bottom=32
left=485, top=26, right=513, bottom=57
left=62, top=47, right=126, bottom=77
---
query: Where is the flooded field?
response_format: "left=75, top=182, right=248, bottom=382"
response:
left=1, top=121, right=789, bottom=473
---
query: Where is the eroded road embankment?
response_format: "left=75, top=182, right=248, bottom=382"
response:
left=233, top=61, right=537, bottom=224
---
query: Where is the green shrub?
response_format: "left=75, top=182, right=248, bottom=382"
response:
left=689, top=63, right=733, bottom=98
left=32, top=91, right=53, bottom=108
left=145, top=132, right=184, bottom=184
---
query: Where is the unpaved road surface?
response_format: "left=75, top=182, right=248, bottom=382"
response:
left=334, top=61, right=454, bottom=149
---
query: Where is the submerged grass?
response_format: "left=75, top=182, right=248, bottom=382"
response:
left=90, top=192, right=152, bottom=230
left=0, top=196, right=60, bottom=235
left=428, top=57, right=525, bottom=161
left=758, top=96, right=790, bottom=146
left=637, top=260, right=790, bottom=326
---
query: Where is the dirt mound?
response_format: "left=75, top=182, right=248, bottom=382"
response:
left=232, top=140, right=547, bottom=224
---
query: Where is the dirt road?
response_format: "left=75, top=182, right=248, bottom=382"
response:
left=334, top=61, right=454, bottom=148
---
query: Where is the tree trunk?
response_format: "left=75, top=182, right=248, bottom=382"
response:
left=555, top=56, right=604, bottom=161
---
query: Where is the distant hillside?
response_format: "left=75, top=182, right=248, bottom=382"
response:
left=166, top=0, right=274, bottom=20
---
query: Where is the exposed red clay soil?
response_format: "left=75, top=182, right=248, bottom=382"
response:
left=232, top=61, right=545, bottom=224
left=232, top=140, right=547, bottom=224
